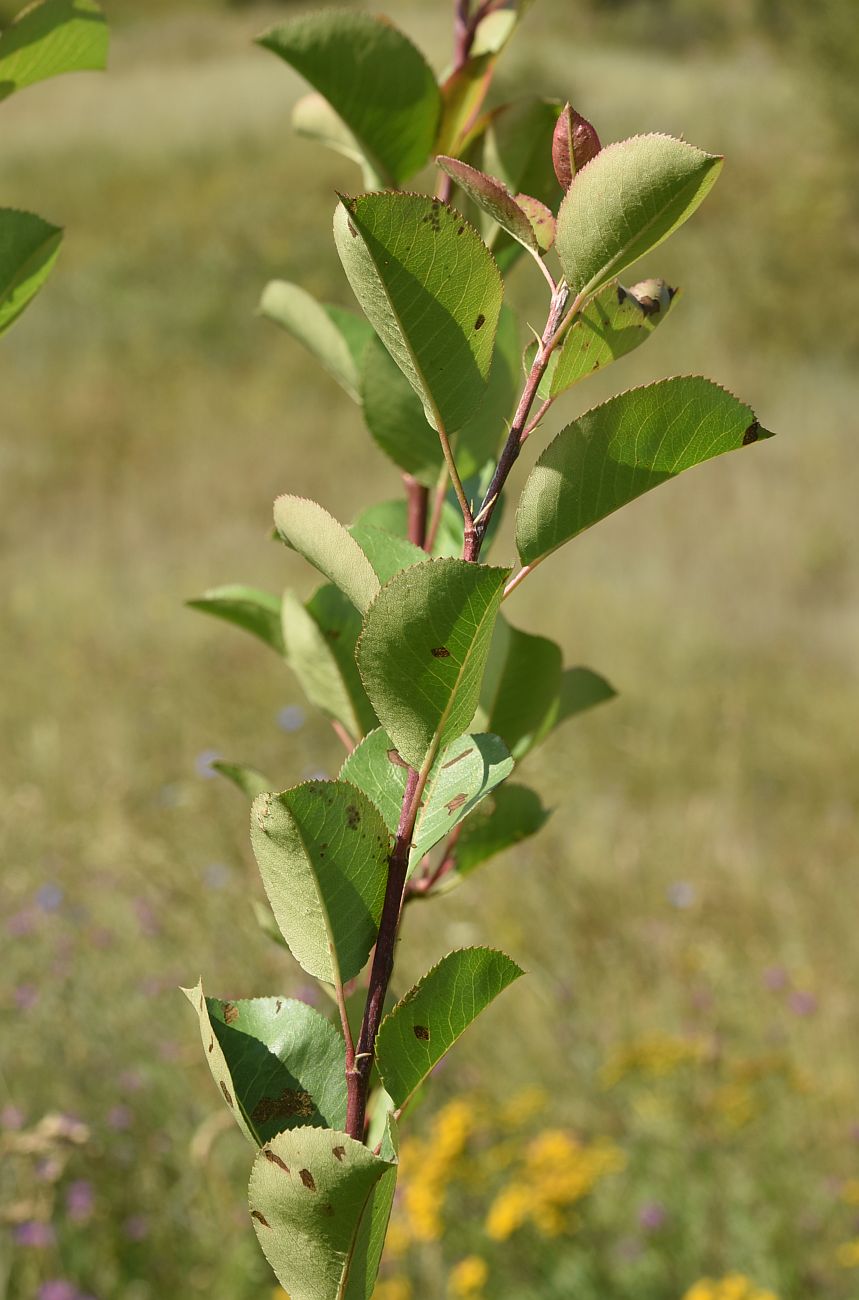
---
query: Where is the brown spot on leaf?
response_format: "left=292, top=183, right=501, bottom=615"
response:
left=743, top=421, right=761, bottom=446
left=347, top=220, right=357, bottom=238
left=223, top=1002, right=239, bottom=1025
left=220, top=1081, right=234, bottom=1107
left=263, top=1148, right=290, bottom=1172
left=332, top=1145, right=346, bottom=1161
left=208, top=1037, right=214, bottom=1054
left=300, top=1169, right=317, bottom=1192
left=431, top=646, right=451, bottom=659
left=474, top=313, right=486, bottom=331
left=442, top=748, right=473, bottom=770
left=413, top=1025, right=431, bottom=1041
left=251, top=1210, right=271, bottom=1228
left=616, top=286, right=627, bottom=306
left=252, top=1089, right=315, bottom=1124
left=346, top=804, right=361, bottom=829
left=457, top=224, right=464, bottom=235
left=445, top=793, right=467, bottom=814
left=275, top=1000, right=283, bottom=1014
left=321, top=1202, right=335, bottom=1217
left=387, top=748, right=408, bottom=769
left=636, top=295, right=661, bottom=317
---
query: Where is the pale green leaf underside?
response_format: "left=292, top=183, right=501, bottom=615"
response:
left=282, top=587, right=377, bottom=740
left=475, top=615, right=562, bottom=760
left=516, top=376, right=772, bottom=568
left=274, top=496, right=380, bottom=615
left=334, top=192, right=502, bottom=434
left=455, top=783, right=550, bottom=878
left=340, top=728, right=513, bottom=873
left=259, top=281, right=371, bottom=403
left=353, top=499, right=464, bottom=561
left=549, top=278, right=678, bottom=397
left=249, top=1125, right=396, bottom=1300
left=0, top=208, right=62, bottom=335
left=556, top=134, right=723, bottom=297
left=377, top=947, right=524, bottom=1109
left=0, top=0, right=107, bottom=102
left=187, top=584, right=284, bottom=655
left=213, top=760, right=273, bottom=801
left=291, top=93, right=387, bottom=190
left=357, top=559, right=509, bottom=770
left=182, top=982, right=347, bottom=1145
left=251, top=781, right=390, bottom=985
left=258, top=10, right=440, bottom=185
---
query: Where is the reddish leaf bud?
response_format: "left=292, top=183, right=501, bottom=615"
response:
left=552, top=103, right=602, bottom=190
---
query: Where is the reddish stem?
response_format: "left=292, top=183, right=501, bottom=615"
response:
left=404, top=474, right=430, bottom=549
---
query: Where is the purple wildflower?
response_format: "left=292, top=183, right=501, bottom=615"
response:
left=639, top=1202, right=668, bottom=1232
left=14, top=983, right=39, bottom=1011
left=66, top=1180, right=94, bottom=1222
left=107, top=1105, right=132, bottom=1131
left=763, top=966, right=789, bottom=991
left=36, top=884, right=64, bottom=913
left=277, top=705, right=306, bottom=732
left=1, top=1104, right=25, bottom=1130
left=194, top=748, right=222, bottom=779
left=789, top=990, right=818, bottom=1017
left=123, top=1215, right=148, bottom=1241
left=38, top=1282, right=78, bottom=1300
left=14, top=1221, right=56, bottom=1248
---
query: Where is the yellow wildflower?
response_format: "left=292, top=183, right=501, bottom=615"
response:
left=837, top=1238, right=859, bottom=1268
left=601, top=1033, right=705, bottom=1088
left=841, top=1179, right=859, bottom=1205
left=373, top=1279, right=412, bottom=1300
left=497, top=1086, right=548, bottom=1129
left=682, top=1276, right=779, bottom=1300
left=683, top=1283, right=717, bottom=1300
left=448, top=1255, right=488, bottom=1297
left=485, top=1181, right=532, bottom=1241
left=710, top=1084, right=757, bottom=1129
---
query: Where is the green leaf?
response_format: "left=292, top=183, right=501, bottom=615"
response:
left=0, top=0, right=107, bottom=102
left=291, top=92, right=387, bottom=190
left=182, top=981, right=347, bottom=1145
left=248, top=1124, right=397, bottom=1300
left=213, top=761, right=273, bottom=800
left=188, top=585, right=284, bottom=654
left=357, top=559, right=509, bottom=771
left=377, top=948, right=524, bottom=1109
left=437, top=156, right=541, bottom=255
left=251, top=781, right=390, bottom=985
left=436, top=52, right=495, bottom=157
left=258, top=10, right=440, bottom=185
left=556, top=134, right=723, bottom=299
left=282, top=586, right=377, bottom=740
left=454, top=303, right=520, bottom=479
left=455, top=783, right=550, bottom=877
left=274, top=496, right=379, bottom=615
left=549, top=278, right=678, bottom=397
left=472, top=0, right=536, bottom=55
left=334, top=192, right=503, bottom=435
left=516, top=377, right=772, bottom=569
left=515, top=193, right=556, bottom=252
left=348, top=523, right=426, bottom=586
left=557, top=666, right=617, bottom=727
left=259, top=282, right=372, bottom=403
left=476, top=616, right=562, bottom=760
left=353, top=499, right=463, bottom=560
left=0, top=208, right=62, bottom=336
left=479, top=98, right=562, bottom=268
left=340, top=728, right=513, bottom=873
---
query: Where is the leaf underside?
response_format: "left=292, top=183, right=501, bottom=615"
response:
left=0, top=0, right=108, bottom=103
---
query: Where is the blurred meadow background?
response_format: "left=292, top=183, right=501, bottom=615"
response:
left=1, top=1, right=858, bottom=1298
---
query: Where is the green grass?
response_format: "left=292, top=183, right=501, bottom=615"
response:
left=1, top=4, right=858, bottom=1299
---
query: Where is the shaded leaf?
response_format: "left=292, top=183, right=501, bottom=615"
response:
left=557, top=666, right=617, bottom=726
left=515, top=193, right=556, bottom=251
left=249, top=1124, right=397, bottom=1300
left=479, top=97, right=562, bottom=268
left=356, top=559, right=509, bottom=770
left=360, top=334, right=443, bottom=486
left=274, top=496, right=379, bottom=615
left=455, top=783, right=550, bottom=877
left=552, top=103, right=602, bottom=190
left=0, top=0, right=107, bottom=102
left=282, top=587, right=377, bottom=740
left=0, top=208, right=62, bottom=335
left=348, top=523, right=426, bottom=586
left=213, top=761, right=273, bottom=800
left=182, top=981, right=346, bottom=1145
left=475, top=616, right=562, bottom=760
left=340, top=728, right=513, bottom=873
left=258, top=11, right=440, bottom=185
left=516, top=377, right=773, bottom=568
left=556, top=134, right=723, bottom=298
left=259, top=281, right=372, bottom=403
left=436, top=52, right=494, bottom=157
left=187, top=585, right=284, bottom=655
left=377, top=948, right=523, bottom=1109
left=291, top=92, right=387, bottom=190
left=436, top=155, right=540, bottom=254
left=549, top=278, right=678, bottom=397
left=334, top=192, right=502, bottom=434
left=353, top=499, right=464, bottom=560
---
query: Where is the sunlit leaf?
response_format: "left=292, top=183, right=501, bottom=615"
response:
left=348, top=523, right=426, bottom=585
left=334, top=192, right=502, bottom=434
left=377, top=948, right=523, bottom=1109
left=251, top=781, right=390, bottom=986
left=556, top=134, right=722, bottom=298
left=549, top=278, right=678, bottom=397
left=0, top=0, right=107, bottom=102
left=437, top=155, right=540, bottom=254
left=516, top=377, right=773, bottom=568
left=274, top=496, right=379, bottom=615
left=357, top=559, right=509, bottom=770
